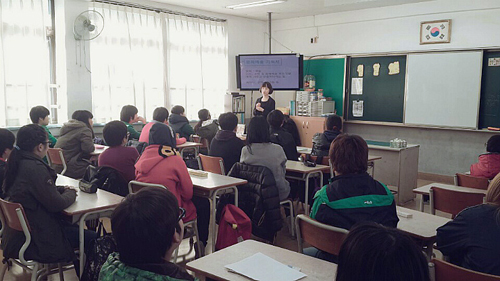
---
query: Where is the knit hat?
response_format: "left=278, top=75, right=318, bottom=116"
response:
left=149, top=123, right=176, bottom=148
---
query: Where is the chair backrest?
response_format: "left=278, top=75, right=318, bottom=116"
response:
left=199, top=154, right=225, bottom=175
left=295, top=214, right=348, bottom=256
left=455, top=173, right=489, bottom=190
left=192, top=135, right=210, bottom=150
left=0, top=198, right=29, bottom=232
left=0, top=198, right=34, bottom=265
left=128, top=180, right=168, bottom=194
left=47, top=148, right=67, bottom=175
left=430, top=259, right=500, bottom=281
left=430, top=186, right=485, bottom=218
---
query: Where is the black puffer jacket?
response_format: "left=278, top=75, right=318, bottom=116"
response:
left=227, top=163, right=282, bottom=242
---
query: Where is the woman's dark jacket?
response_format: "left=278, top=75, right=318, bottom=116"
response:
left=227, top=163, right=282, bottom=242
left=437, top=204, right=500, bottom=276
left=1, top=151, right=77, bottom=263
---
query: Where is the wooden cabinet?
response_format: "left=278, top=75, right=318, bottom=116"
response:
left=290, top=116, right=326, bottom=147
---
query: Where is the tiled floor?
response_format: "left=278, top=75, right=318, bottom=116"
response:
left=0, top=178, right=449, bottom=280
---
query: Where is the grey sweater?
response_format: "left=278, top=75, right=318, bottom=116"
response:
left=240, top=143, right=290, bottom=200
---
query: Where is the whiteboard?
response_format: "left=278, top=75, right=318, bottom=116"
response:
left=405, top=51, right=482, bottom=128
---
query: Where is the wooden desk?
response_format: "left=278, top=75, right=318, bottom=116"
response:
left=57, top=174, right=123, bottom=277
left=189, top=169, right=248, bottom=253
left=366, top=141, right=420, bottom=204
left=186, top=240, right=336, bottom=281
left=285, top=161, right=329, bottom=215
left=396, top=206, right=450, bottom=259
left=413, top=183, right=487, bottom=212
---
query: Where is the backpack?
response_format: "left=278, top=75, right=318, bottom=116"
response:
left=215, top=204, right=252, bottom=251
left=81, top=224, right=117, bottom=281
left=92, top=166, right=129, bottom=197
left=126, top=140, right=148, bottom=155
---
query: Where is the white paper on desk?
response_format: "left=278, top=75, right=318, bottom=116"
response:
left=351, top=78, right=363, bottom=95
left=225, top=253, right=307, bottom=281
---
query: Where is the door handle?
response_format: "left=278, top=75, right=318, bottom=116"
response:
left=306, top=121, right=309, bottom=129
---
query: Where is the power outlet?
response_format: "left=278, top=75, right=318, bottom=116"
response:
left=310, top=36, right=319, bottom=44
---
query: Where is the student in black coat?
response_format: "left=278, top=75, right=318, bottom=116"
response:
left=267, top=110, right=298, bottom=161
left=311, top=114, right=342, bottom=157
left=437, top=172, right=500, bottom=276
left=0, top=129, right=15, bottom=195
left=253, top=82, right=275, bottom=119
left=209, top=113, right=245, bottom=174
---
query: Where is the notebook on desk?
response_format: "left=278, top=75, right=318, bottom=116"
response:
left=236, top=124, right=246, bottom=136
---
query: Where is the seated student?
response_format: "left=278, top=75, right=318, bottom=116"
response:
left=120, top=105, right=146, bottom=140
left=0, top=128, right=15, bottom=195
left=99, top=187, right=195, bottom=281
left=30, top=105, right=57, bottom=147
left=99, top=121, right=140, bottom=183
left=267, top=110, right=298, bottom=161
left=307, top=134, right=398, bottom=261
left=311, top=114, right=342, bottom=157
left=1, top=124, right=96, bottom=274
left=436, top=172, right=500, bottom=276
left=168, top=105, right=194, bottom=139
left=209, top=112, right=245, bottom=173
left=139, top=107, right=186, bottom=145
left=55, top=110, right=95, bottom=179
left=240, top=116, right=290, bottom=201
left=336, top=223, right=430, bottom=281
left=470, top=135, right=500, bottom=179
left=194, top=109, right=219, bottom=147
left=135, top=123, right=209, bottom=248
left=282, top=113, right=301, bottom=146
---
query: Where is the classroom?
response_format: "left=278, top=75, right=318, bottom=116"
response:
left=1, top=0, right=500, bottom=280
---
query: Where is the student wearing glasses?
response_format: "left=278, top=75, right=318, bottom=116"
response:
left=99, top=187, right=195, bottom=281
left=98, top=121, right=140, bottom=183
left=2, top=124, right=97, bottom=275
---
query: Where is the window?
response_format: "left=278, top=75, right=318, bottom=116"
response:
left=166, top=15, right=228, bottom=120
left=90, top=3, right=228, bottom=122
left=0, top=0, right=54, bottom=127
left=90, top=4, right=164, bottom=123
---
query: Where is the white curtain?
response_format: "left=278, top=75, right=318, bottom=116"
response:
left=165, top=15, right=228, bottom=120
left=90, top=3, right=164, bottom=123
left=0, top=0, right=51, bottom=127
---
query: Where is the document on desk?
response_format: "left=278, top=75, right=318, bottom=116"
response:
left=225, top=252, right=307, bottom=281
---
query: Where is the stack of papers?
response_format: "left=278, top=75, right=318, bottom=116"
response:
left=225, top=253, right=307, bottom=281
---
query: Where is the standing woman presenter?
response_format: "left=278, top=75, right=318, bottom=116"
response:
left=253, top=81, right=275, bottom=119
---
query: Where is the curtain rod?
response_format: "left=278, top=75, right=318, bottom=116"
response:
left=95, top=0, right=227, bottom=22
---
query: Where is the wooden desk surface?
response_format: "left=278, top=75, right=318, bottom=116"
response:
left=189, top=169, right=247, bottom=190
left=286, top=160, right=330, bottom=173
left=413, top=183, right=488, bottom=196
left=396, top=206, right=450, bottom=241
left=56, top=174, right=124, bottom=216
left=186, top=240, right=336, bottom=281
left=177, top=142, right=203, bottom=149
left=90, top=144, right=108, bottom=156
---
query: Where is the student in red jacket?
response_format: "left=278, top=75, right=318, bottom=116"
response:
left=135, top=122, right=209, bottom=249
left=470, top=135, right=500, bottom=179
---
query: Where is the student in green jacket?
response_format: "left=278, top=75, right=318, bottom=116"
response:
left=99, top=187, right=196, bottom=281
left=29, top=105, right=57, bottom=147
left=120, top=105, right=146, bottom=140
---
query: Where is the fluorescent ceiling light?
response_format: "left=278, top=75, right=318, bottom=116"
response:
left=225, top=0, right=286, bottom=9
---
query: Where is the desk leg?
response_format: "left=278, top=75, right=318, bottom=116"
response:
left=77, top=209, right=115, bottom=278
left=209, top=186, right=239, bottom=253
left=304, top=171, right=323, bottom=216
left=195, top=147, right=201, bottom=169
left=424, top=241, right=434, bottom=261
left=419, top=194, right=424, bottom=212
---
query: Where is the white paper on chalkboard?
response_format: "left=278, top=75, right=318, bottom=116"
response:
left=353, top=100, right=364, bottom=117
left=351, top=78, right=363, bottom=95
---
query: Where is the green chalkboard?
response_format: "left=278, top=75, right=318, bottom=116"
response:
left=303, top=57, right=346, bottom=116
left=479, top=51, right=500, bottom=129
left=347, top=56, right=406, bottom=123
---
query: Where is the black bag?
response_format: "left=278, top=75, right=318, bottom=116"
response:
left=93, top=166, right=129, bottom=197
left=126, top=140, right=148, bottom=155
left=81, top=223, right=117, bottom=281
left=79, top=166, right=99, bottom=193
